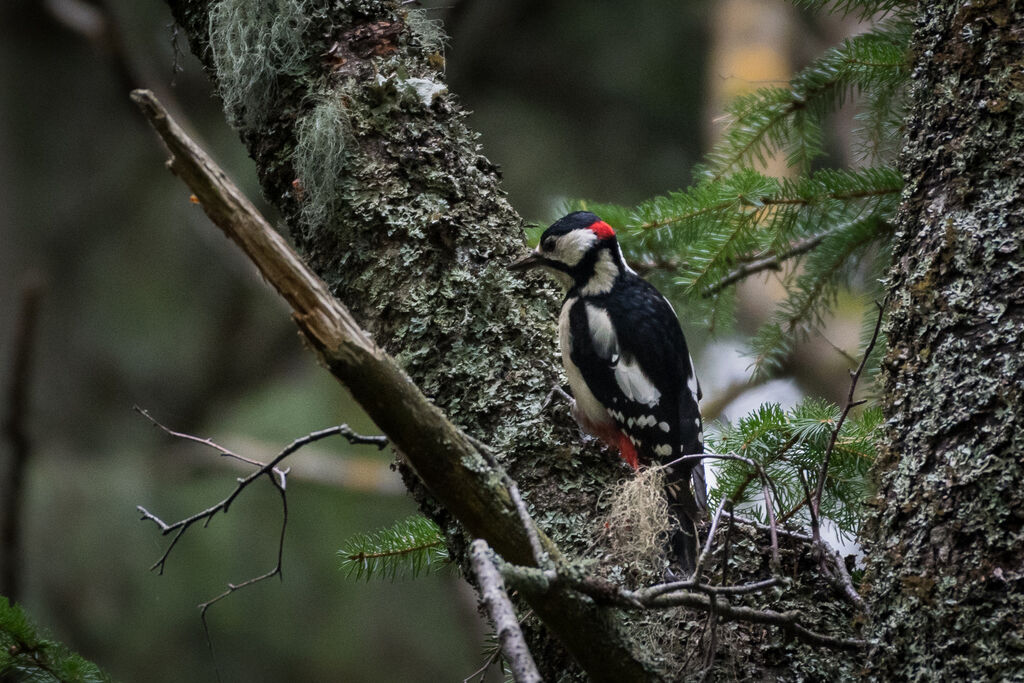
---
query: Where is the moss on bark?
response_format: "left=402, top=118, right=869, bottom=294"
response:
left=866, top=1, right=1024, bottom=678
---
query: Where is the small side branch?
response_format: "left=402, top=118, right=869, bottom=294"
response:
left=702, top=233, right=828, bottom=297
left=137, top=416, right=386, bottom=574
left=470, top=540, right=542, bottom=683
left=812, top=301, right=884, bottom=516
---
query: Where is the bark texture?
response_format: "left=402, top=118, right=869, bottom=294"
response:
left=867, top=1, right=1024, bottom=678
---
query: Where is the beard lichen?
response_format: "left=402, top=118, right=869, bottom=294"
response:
left=208, top=0, right=318, bottom=128
left=293, top=93, right=351, bottom=232
left=598, top=465, right=672, bottom=581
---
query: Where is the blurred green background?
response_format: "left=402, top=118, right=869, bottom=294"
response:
left=0, top=0, right=865, bottom=680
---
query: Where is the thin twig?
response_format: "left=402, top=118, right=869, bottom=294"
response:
left=702, top=232, right=828, bottom=297
left=465, top=433, right=550, bottom=571
left=811, top=301, right=884, bottom=523
left=720, top=501, right=734, bottom=585
left=134, top=406, right=291, bottom=484
left=699, top=594, right=720, bottom=683
left=690, top=492, right=731, bottom=580
left=470, top=540, right=542, bottom=683
left=199, top=480, right=289, bottom=617
left=464, top=648, right=502, bottom=683
left=798, top=469, right=822, bottom=545
left=138, top=419, right=385, bottom=573
left=759, top=475, right=781, bottom=569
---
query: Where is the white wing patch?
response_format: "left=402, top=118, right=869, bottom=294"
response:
left=584, top=303, right=617, bottom=359
left=585, top=304, right=662, bottom=407
left=615, top=356, right=662, bottom=407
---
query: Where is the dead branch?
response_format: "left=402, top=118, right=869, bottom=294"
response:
left=137, top=419, right=383, bottom=574
left=470, top=540, right=542, bottom=683
left=503, top=566, right=864, bottom=652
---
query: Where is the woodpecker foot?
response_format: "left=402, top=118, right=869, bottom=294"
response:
left=540, top=384, right=575, bottom=414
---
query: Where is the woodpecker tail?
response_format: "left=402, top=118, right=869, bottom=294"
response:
left=664, top=463, right=705, bottom=574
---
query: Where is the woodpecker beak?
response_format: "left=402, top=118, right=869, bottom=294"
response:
left=508, top=251, right=544, bottom=272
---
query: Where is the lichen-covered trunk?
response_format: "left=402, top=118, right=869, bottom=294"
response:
left=866, top=1, right=1024, bottom=677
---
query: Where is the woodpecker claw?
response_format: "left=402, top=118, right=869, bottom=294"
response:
left=540, top=383, right=575, bottom=414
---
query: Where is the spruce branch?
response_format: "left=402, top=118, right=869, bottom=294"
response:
left=339, top=515, right=448, bottom=581
left=701, top=232, right=827, bottom=296
left=791, top=0, right=912, bottom=20
left=703, top=20, right=910, bottom=178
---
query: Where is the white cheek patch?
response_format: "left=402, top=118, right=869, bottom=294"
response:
left=552, top=229, right=599, bottom=267
left=580, top=249, right=618, bottom=296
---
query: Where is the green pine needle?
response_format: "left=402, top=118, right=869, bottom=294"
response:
left=0, top=597, right=111, bottom=682
left=707, top=396, right=881, bottom=537
left=339, top=515, right=449, bottom=581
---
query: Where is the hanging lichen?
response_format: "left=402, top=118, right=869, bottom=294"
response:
left=208, top=0, right=315, bottom=128
left=599, top=466, right=671, bottom=577
left=293, top=94, right=351, bottom=231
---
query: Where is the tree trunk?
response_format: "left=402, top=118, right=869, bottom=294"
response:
left=866, top=0, right=1024, bottom=678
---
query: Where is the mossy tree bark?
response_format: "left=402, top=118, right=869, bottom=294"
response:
left=866, top=0, right=1024, bottom=678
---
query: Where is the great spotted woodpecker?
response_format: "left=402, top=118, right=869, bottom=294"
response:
left=509, top=211, right=707, bottom=572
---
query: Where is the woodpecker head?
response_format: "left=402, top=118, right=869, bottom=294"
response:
left=509, top=211, right=631, bottom=294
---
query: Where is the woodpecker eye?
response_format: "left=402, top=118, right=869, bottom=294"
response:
left=542, top=237, right=556, bottom=252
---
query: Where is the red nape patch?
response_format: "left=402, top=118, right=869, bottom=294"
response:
left=618, top=434, right=640, bottom=471
left=587, top=220, right=616, bottom=240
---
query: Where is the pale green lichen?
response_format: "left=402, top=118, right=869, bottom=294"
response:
left=404, top=8, right=447, bottom=56
left=208, top=0, right=316, bottom=128
left=293, top=94, right=351, bottom=230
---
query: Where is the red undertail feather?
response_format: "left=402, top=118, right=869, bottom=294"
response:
left=617, top=434, right=640, bottom=471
